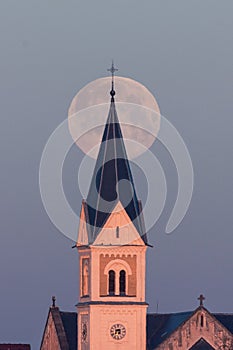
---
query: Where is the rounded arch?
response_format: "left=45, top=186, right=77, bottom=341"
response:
left=104, top=259, right=132, bottom=276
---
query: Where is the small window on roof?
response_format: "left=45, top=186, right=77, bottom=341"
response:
left=200, top=314, right=204, bottom=327
left=116, top=226, right=119, bottom=238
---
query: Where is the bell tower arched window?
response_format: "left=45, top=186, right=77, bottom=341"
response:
left=108, top=270, right=115, bottom=295
left=119, top=270, right=126, bottom=295
left=104, top=259, right=133, bottom=297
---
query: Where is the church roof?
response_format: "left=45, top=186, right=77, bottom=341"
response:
left=86, top=91, right=147, bottom=244
left=146, top=311, right=193, bottom=349
left=59, top=312, right=77, bottom=350
left=0, top=346, right=31, bottom=350
left=147, top=309, right=233, bottom=349
left=41, top=306, right=233, bottom=349
left=40, top=307, right=77, bottom=350
left=214, top=313, right=233, bottom=334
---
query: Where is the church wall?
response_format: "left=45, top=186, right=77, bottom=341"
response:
left=155, top=309, right=233, bottom=350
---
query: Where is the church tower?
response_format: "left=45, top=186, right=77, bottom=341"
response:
left=76, top=65, right=148, bottom=350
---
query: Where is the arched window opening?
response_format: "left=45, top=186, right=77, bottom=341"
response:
left=108, top=270, right=115, bottom=295
left=119, top=270, right=126, bottom=295
left=200, top=314, right=204, bottom=327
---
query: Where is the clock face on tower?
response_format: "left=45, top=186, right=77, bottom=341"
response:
left=110, top=323, right=126, bottom=340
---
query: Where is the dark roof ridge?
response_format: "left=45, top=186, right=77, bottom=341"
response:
left=0, top=346, right=30, bottom=349
left=50, top=307, right=69, bottom=350
left=148, top=310, right=193, bottom=316
left=59, top=310, right=77, bottom=315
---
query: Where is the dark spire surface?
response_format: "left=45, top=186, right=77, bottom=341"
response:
left=85, top=69, right=146, bottom=244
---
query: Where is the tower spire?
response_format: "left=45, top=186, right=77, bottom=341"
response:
left=107, top=60, right=118, bottom=100
left=85, top=71, right=147, bottom=244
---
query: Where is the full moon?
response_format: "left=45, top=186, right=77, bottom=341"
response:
left=68, top=76, right=160, bottom=159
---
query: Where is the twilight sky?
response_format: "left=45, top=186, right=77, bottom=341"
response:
left=0, top=1, right=232, bottom=349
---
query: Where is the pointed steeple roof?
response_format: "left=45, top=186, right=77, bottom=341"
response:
left=85, top=81, right=146, bottom=244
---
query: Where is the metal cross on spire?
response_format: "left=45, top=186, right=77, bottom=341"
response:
left=107, top=61, right=118, bottom=99
left=52, top=295, right=56, bottom=308
left=198, top=294, right=205, bottom=306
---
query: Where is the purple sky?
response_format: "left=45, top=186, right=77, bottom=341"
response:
left=0, top=1, right=232, bottom=349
